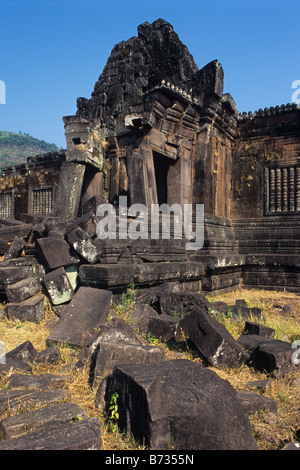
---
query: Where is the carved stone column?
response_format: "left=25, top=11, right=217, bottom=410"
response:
left=295, top=166, right=300, bottom=211
left=289, top=167, right=295, bottom=212
left=269, top=168, right=276, bottom=212
left=275, top=167, right=282, bottom=211
left=282, top=167, right=288, bottom=212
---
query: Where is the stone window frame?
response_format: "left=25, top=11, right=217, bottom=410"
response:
left=28, top=184, right=56, bottom=216
left=0, top=189, right=15, bottom=219
left=264, top=160, right=300, bottom=215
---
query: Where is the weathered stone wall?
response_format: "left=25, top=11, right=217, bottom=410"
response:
left=0, top=153, right=65, bottom=219
left=231, top=105, right=300, bottom=219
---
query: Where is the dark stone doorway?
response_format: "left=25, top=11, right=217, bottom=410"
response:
left=153, top=152, right=172, bottom=205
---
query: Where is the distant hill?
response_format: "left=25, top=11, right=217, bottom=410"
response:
left=0, top=130, right=63, bottom=168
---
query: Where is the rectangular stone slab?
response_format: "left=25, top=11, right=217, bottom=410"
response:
left=134, top=261, right=205, bottom=285
left=0, top=402, right=87, bottom=439
left=44, top=267, right=74, bottom=305
left=47, top=286, right=112, bottom=348
left=5, top=276, right=41, bottom=303
left=0, top=416, right=102, bottom=450
left=179, top=307, right=249, bottom=368
left=36, top=237, right=79, bottom=269
left=0, top=388, right=70, bottom=413
left=6, top=294, right=46, bottom=322
left=79, top=264, right=135, bottom=288
left=8, top=373, right=72, bottom=391
left=0, top=265, right=43, bottom=292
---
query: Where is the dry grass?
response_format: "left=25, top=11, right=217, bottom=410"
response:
left=0, top=287, right=299, bottom=450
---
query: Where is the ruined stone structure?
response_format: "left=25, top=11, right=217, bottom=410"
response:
left=1, top=19, right=300, bottom=293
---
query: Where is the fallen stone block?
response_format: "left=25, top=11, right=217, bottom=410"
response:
left=0, top=222, right=32, bottom=243
left=0, top=264, right=44, bottom=292
left=5, top=340, right=37, bottom=363
left=236, top=390, right=277, bottom=416
left=238, top=334, right=272, bottom=352
left=134, top=261, right=205, bottom=285
left=75, top=316, right=145, bottom=370
left=245, top=379, right=271, bottom=393
left=35, top=345, right=62, bottom=365
left=0, top=359, right=32, bottom=376
left=0, top=255, right=40, bottom=268
left=6, top=276, right=41, bottom=303
left=129, top=304, right=160, bottom=335
left=96, top=317, right=143, bottom=346
left=36, top=237, right=79, bottom=270
left=159, top=291, right=211, bottom=317
left=244, top=321, right=275, bottom=339
left=179, top=307, right=249, bottom=368
left=255, top=340, right=295, bottom=374
left=7, top=294, right=46, bottom=322
left=0, top=416, right=102, bottom=450
left=0, top=402, right=85, bottom=440
left=237, top=334, right=273, bottom=365
left=66, top=211, right=99, bottom=238
left=79, top=263, right=135, bottom=289
left=8, top=373, right=72, bottom=390
left=281, top=442, right=300, bottom=450
left=4, top=237, right=26, bottom=260
left=0, top=388, right=70, bottom=413
left=67, top=226, right=102, bottom=264
left=147, top=314, right=183, bottom=342
left=93, top=342, right=165, bottom=389
left=136, top=281, right=183, bottom=310
left=103, top=360, right=258, bottom=450
left=224, top=304, right=264, bottom=322
left=209, top=301, right=230, bottom=316
left=47, top=287, right=112, bottom=349
left=44, top=267, right=74, bottom=305
left=65, top=265, right=79, bottom=291
left=52, top=304, right=68, bottom=318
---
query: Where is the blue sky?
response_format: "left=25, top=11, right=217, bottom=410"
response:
left=0, top=0, right=299, bottom=148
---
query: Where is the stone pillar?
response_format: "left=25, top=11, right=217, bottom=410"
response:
left=81, top=167, right=104, bottom=207
left=54, top=162, right=86, bottom=220
left=167, top=157, right=191, bottom=207
left=126, top=148, right=148, bottom=206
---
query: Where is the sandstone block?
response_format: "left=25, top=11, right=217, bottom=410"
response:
left=6, top=276, right=41, bottom=303
left=47, top=287, right=112, bottom=348
left=179, top=307, right=249, bottom=368
left=6, top=294, right=46, bottom=322
left=103, top=360, right=258, bottom=450
left=44, top=266, right=74, bottom=305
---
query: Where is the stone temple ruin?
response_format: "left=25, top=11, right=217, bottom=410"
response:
left=1, top=18, right=300, bottom=295
left=0, top=19, right=299, bottom=451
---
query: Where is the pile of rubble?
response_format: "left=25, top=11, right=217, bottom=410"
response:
left=0, top=213, right=299, bottom=450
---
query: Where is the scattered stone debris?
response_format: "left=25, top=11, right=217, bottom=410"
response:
left=0, top=219, right=298, bottom=451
